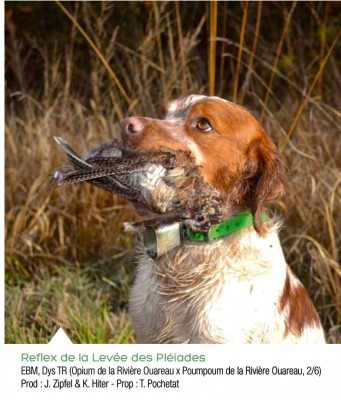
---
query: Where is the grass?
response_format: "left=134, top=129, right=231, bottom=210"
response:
left=6, top=262, right=135, bottom=343
left=5, top=1, right=341, bottom=343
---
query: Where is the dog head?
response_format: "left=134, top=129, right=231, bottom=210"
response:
left=120, top=95, right=286, bottom=232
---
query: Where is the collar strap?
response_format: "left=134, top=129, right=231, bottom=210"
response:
left=183, top=212, right=270, bottom=242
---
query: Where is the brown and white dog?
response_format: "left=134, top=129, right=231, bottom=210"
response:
left=120, top=95, right=325, bottom=344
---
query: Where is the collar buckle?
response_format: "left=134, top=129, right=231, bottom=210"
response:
left=143, top=222, right=182, bottom=258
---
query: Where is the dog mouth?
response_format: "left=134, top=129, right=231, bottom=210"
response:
left=52, top=136, right=221, bottom=229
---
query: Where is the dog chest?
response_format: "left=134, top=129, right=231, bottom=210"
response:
left=129, top=230, right=288, bottom=343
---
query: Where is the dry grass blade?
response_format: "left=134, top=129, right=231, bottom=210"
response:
left=318, top=5, right=328, bottom=99
left=239, top=1, right=262, bottom=104
left=209, top=0, right=218, bottom=96
left=323, top=198, right=338, bottom=263
left=153, top=2, right=167, bottom=102
left=281, top=28, right=341, bottom=151
left=308, top=2, right=330, bottom=100
left=175, top=1, right=187, bottom=93
left=218, top=3, right=228, bottom=97
left=233, top=1, right=248, bottom=103
left=55, top=1, right=132, bottom=108
left=260, top=1, right=297, bottom=122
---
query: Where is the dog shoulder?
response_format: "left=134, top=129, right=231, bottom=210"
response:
left=278, top=267, right=326, bottom=343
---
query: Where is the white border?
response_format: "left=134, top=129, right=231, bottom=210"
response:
left=1, top=2, right=340, bottom=399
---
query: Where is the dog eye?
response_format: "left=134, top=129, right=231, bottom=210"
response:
left=196, top=119, right=212, bottom=132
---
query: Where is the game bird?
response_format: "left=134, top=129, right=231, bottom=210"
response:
left=50, top=136, right=227, bottom=232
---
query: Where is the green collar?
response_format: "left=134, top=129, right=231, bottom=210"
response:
left=183, top=212, right=270, bottom=242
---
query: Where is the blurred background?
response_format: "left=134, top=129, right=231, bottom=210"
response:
left=5, top=1, right=341, bottom=343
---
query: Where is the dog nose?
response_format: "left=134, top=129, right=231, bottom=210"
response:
left=120, top=117, right=144, bottom=147
left=123, top=117, right=144, bottom=134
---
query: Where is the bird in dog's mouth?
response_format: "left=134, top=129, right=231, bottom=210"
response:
left=50, top=137, right=228, bottom=237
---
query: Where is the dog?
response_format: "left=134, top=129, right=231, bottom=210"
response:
left=119, top=95, right=325, bottom=344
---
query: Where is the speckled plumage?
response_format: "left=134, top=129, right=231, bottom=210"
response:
left=50, top=137, right=228, bottom=231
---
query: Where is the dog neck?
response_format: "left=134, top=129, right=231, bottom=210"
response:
left=142, top=211, right=271, bottom=259
left=139, top=217, right=285, bottom=282
left=133, top=220, right=288, bottom=343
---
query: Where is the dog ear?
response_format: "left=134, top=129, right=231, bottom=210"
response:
left=249, top=136, right=286, bottom=234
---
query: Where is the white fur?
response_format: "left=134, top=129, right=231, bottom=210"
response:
left=129, top=223, right=325, bottom=344
left=164, top=96, right=207, bottom=165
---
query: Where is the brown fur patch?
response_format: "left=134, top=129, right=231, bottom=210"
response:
left=279, top=268, right=322, bottom=338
